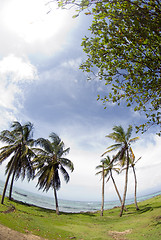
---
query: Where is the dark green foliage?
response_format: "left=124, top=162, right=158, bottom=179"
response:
left=0, top=121, right=35, bottom=203
left=33, top=133, right=74, bottom=214
left=58, top=0, right=161, bottom=135
left=34, top=133, right=74, bottom=192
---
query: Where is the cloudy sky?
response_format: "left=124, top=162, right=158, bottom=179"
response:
left=0, top=0, right=160, bottom=202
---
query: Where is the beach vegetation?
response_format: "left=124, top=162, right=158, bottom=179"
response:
left=98, top=156, right=125, bottom=210
left=102, top=125, right=139, bottom=216
left=96, top=156, right=122, bottom=216
left=33, top=132, right=74, bottom=215
left=121, top=149, right=141, bottom=210
left=0, top=121, right=35, bottom=204
left=96, top=159, right=105, bottom=216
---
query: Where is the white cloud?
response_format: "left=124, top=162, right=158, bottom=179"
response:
left=0, top=0, right=78, bottom=56
left=0, top=54, right=38, bottom=83
left=61, top=58, right=82, bottom=69
left=0, top=54, right=38, bottom=124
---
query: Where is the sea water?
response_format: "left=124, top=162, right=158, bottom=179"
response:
left=0, top=180, right=160, bottom=213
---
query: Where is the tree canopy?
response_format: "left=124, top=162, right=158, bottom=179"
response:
left=0, top=121, right=35, bottom=204
left=57, top=0, right=161, bottom=135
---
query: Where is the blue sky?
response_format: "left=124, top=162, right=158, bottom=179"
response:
left=0, top=0, right=160, bottom=202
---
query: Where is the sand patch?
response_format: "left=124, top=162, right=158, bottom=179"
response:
left=0, top=224, right=47, bottom=240
left=108, top=229, right=132, bottom=240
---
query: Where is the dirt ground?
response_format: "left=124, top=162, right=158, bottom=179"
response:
left=0, top=224, right=132, bottom=240
left=0, top=224, right=46, bottom=240
left=108, top=230, right=132, bottom=240
left=0, top=223, right=132, bottom=240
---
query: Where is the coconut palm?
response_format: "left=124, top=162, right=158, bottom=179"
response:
left=96, top=159, right=105, bottom=216
left=0, top=121, right=35, bottom=204
left=119, top=147, right=141, bottom=211
left=102, top=125, right=139, bottom=217
left=96, top=156, right=125, bottom=215
left=129, top=148, right=141, bottom=210
left=33, top=133, right=74, bottom=215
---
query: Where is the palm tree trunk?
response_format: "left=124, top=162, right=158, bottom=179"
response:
left=1, top=150, right=19, bottom=204
left=1, top=164, right=14, bottom=204
left=101, top=163, right=105, bottom=216
left=110, top=170, right=127, bottom=211
left=110, top=170, right=122, bottom=204
left=132, top=166, right=139, bottom=210
left=53, top=185, right=59, bottom=215
left=9, top=170, right=16, bottom=200
left=119, top=149, right=129, bottom=217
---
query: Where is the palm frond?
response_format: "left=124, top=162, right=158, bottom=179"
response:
left=60, top=158, right=74, bottom=171
left=106, top=125, right=125, bottom=143
left=101, top=144, right=122, bottom=156
left=54, top=169, right=61, bottom=190
left=23, top=122, right=34, bottom=140
left=95, top=165, right=103, bottom=170
left=125, top=125, right=133, bottom=141
left=129, top=136, right=139, bottom=143
left=95, top=170, right=102, bottom=175
left=62, top=147, right=70, bottom=156
left=49, top=133, right=61, bottom=144
left=0, top=130, right=16, bottom=144
left=32, top=147, right=48, bottom=155
left=36, top=138, right=52, bottom=153
left=60, top=166, right=70, bottom=183
left=106, top=176, right=110, bottom=183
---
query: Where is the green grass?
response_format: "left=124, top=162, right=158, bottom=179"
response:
left=0, top=195, right=161, bottom=239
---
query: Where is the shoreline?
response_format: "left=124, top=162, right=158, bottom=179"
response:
left=5, top=192, right=161, bottom=215
left=0, top=187, right=161, bottom=214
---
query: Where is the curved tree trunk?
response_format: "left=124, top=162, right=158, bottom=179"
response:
left=132, top=166, right=139, bottom=210
left=1, top=164, right=14, bottom=204
left=9, top=170, right=16, bottom=200
left=54, top=185, right=59, bottom=215
left=101, top=163, right=105, bottom=216
left=110, top=170, right=127, bottom=211
left=120, top=149, right=129, bottom=217
left=1, top=150, right=19, bottom=204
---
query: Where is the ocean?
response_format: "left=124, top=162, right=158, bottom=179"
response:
left=0, top=180, right=160, bottom=213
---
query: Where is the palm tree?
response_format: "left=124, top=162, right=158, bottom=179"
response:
left=96, top=159, right=105, bottom=216
left=33, top=133, right=74, bottom=215
left=118, top=147, right=141, bottom=211
left=129, top=148, right=141, bottom=210
left=102, top=125, right=139, bottom=217
left=0, top=121, right=35, bottom=204
left=96, top=156, right=126, bottom=215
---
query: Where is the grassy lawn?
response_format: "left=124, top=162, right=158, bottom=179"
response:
left=0, top=194, right=161, bottom=239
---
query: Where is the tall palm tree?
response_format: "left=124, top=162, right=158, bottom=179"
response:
left=129, top=148, right=141, bottom=210
left=33, top=133, right=74, bottom=215
left=96, top=156, right=126, bottom=215
left=118, top=147, right=141, bottom=211
left=0, top=121, right=35, bottom=204
left=96, top=159, right=105, bottom=216
left=102, top=125, right=139, bottom=217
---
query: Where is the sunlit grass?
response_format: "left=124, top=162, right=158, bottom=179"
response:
left=0, top=195, right=161, bottom=239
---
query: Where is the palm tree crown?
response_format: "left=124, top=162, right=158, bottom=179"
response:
left=96, top=156, right=119, bottom=180
left=103, top=125, right=139, bottom=164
